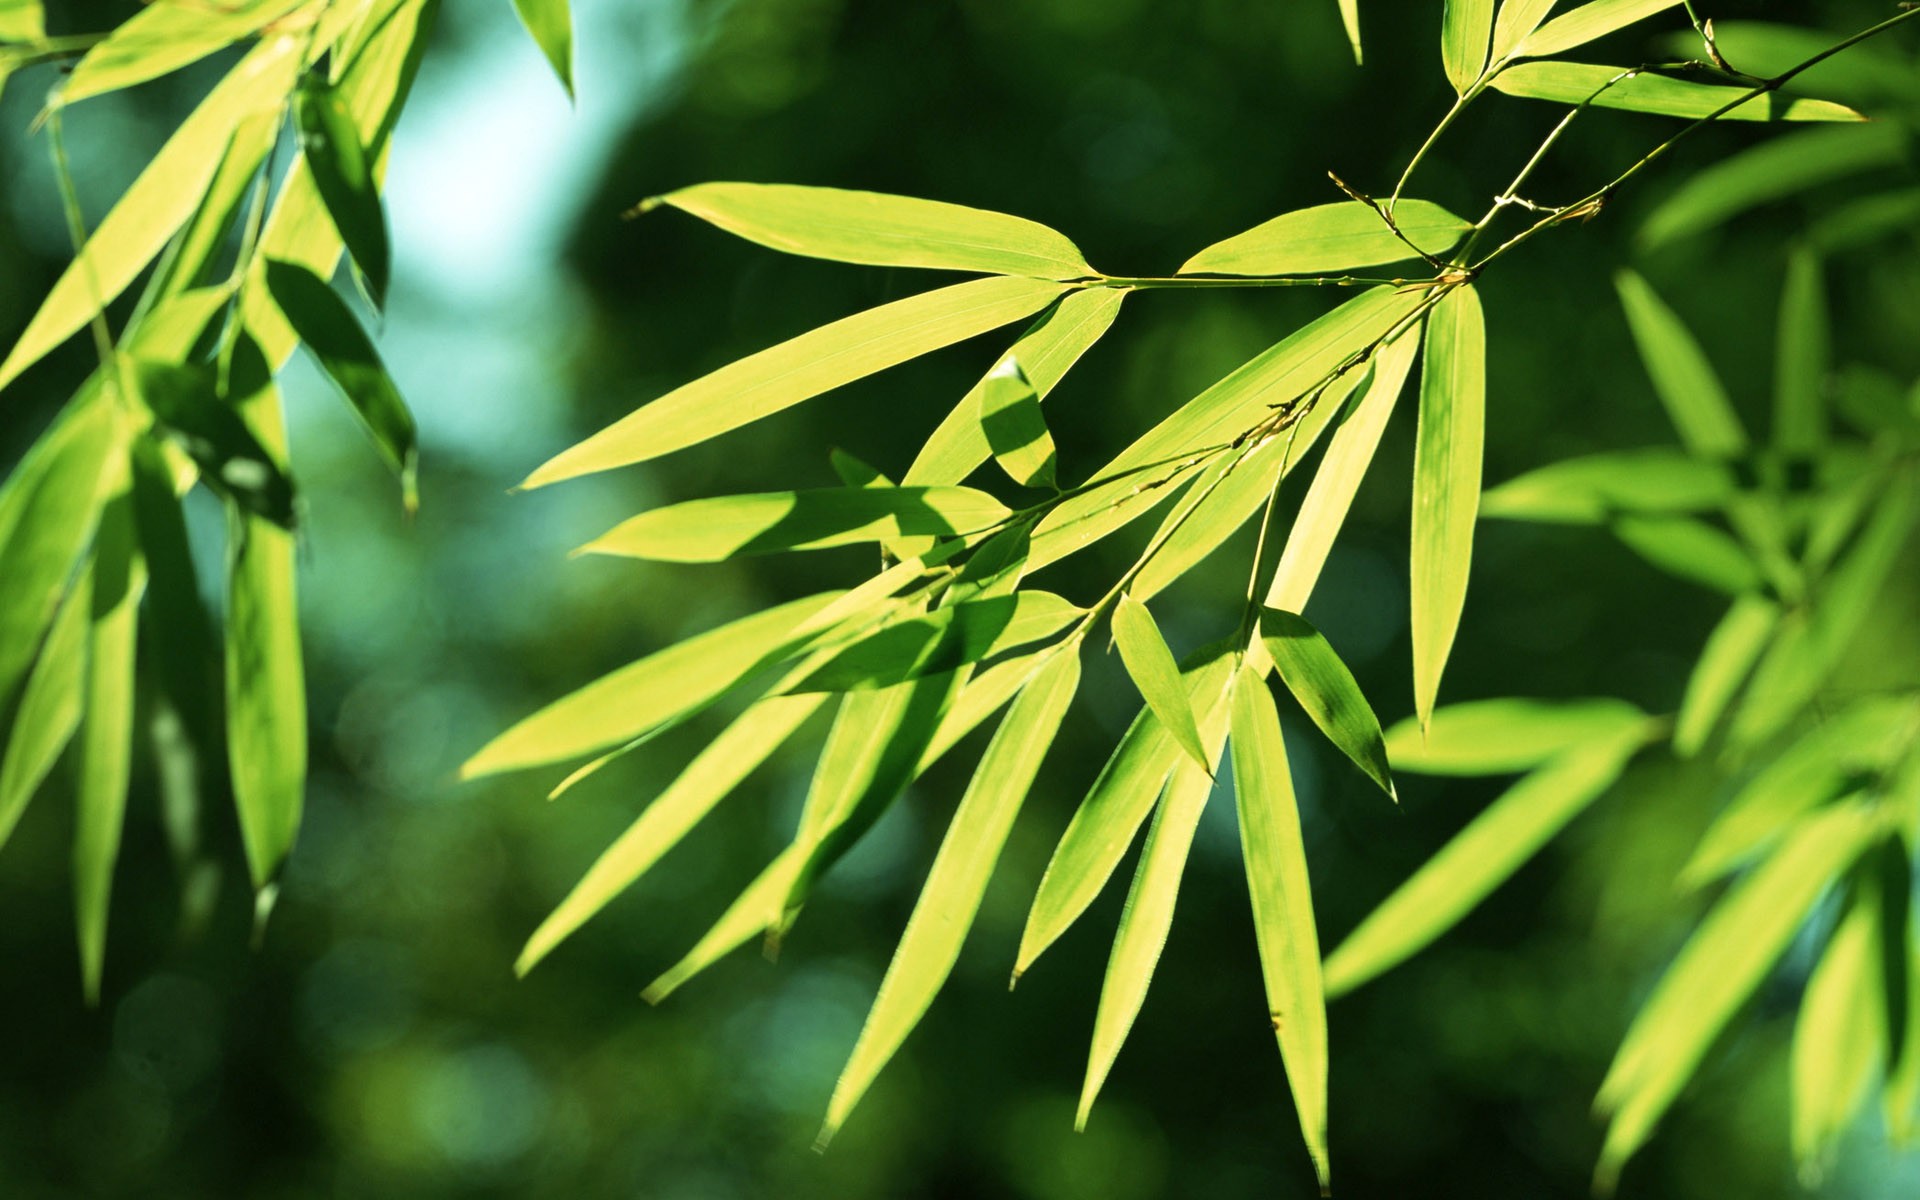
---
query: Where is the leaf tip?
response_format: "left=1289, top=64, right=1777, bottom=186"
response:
left=622, top=194, right=669, bottom=220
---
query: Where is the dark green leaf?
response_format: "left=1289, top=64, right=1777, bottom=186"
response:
left=132, top=356, right=297, bottom=529
left=295, top=77, right=391, bottom=307
left=1260, top=608, right=1393, bottom=799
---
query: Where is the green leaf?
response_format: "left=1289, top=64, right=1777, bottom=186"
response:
left=1260, top=608, right=1394, bottom=800
left=1479, top=447, right=1733, bottom=523
left=1610, top=514, right=1761, bottom=595
left=1323, top=724, right=1647, bottom=998
left=578, top=486, right=1011, bottom=562
left=0, top=36, right=302, bottom=393
left=792, top=591, right=1080, bottom=693
left=517, top=693, right=827, bottom=976
left=1774, top=246, right=1829, bottom=456
left=1112, top=594, right=1210, bottom=773
left=1338, top=0, right=1363, bottom=64
left=295, top=76, right=391, bottom=307
left=510, top=0, right=574, bottom=97
left=646, top=182, right=1092, bottom=280
left=1015, top=644, right=1237, bottom=980
left=1441, top=0, right=1494, bottom=92
left=1489, top=0, right=1558, bottom=61
left=1517, top=0, right=1679, bottom=59
left=820, top=650, right=1080, bottom=1146
left=264, top=260, right=418, bottom=511
left=1410, top=284, right=1484, bottom=729
left=57, top=0, right=303, bottom=107
left=1671, top=592, right=1778, bottom=757
left=0, top=566, right=89, bottom=852
left=522, top=276, right=1068, bottom=486
left=74, top=486, right=144, bottom=1004
left=1654, top=22, right=1920, bottom=107
left=1639, top=124, right=1906, bottom=249
left=642, top=845, right=809, bottom=1004
left=1384, top=696, right=1648, bottom=775
left=149, top=109, right=285, bottom=300
left=133, top=355, right=298, bottom=529
left=1267, top=327, right=1420, bottom=611
left=1791, top=865, right=1892, bottom=1182
left=1886, top=831, right=1920, bottom=1144
left=1179, top=201, right=1468, bottom=277
left=1596, top=802, right=1885, bottom=1191
left=1228, top=667, right=1329, bottom=1190
left=461, top=592, right=841, bottom=778
left=0, top=0, right=43, bottom=42
left=906, top=288, right=1125, bottom=486
left=977, top=356, right=1058, bottom=489
left=1615, top=270, right=1747, bottom=457
left=1491, top=62, right=1865, bottom=122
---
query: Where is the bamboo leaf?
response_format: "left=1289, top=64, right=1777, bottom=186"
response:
left=792, top=591, right=1080, bottom=693
left=522, top=276, right=1067, bottom=486
left=647, top=182, right=1092, bottom=280
left=1442, top=0, right=1494, bottom=93
left=133, top=356, right=298, bottom=529
left=1492, top=61, right=1865, bottom=122
left=1610, top=514, right=1761, bottom=595
left=1410, top=284, right=1484, bottom=729
left=1479, top=447, right=1732, bottom=523
left=1323, top=725, right=1647, bottom=998
left=1596, top=802, right=1885, bottom=1191
left=1774, top=246, right=1829, bottom=456
left=978, top=357, right=1058, bottom=489
left=1791, top=864, right=1892, bottom=1182
left=1671, top=592, right=1778, bottom=757
left=1653, top=22, right=1920, bottom=106
left=1268, top=326, right=1420, bottom=612
left=642, top=846, right=808, bottom=1004
left=0, top=566, right=89, bottom=852
left=1260, top=608, right=1394, bottom=800
left=294, top=76, right=392, bottom=306
left=1384, top=696, right=1647, bottom=775
left=1338, top=0, right=1363, bottom=64
left=510, top=0, right=574, bottom=97
left=1639, top=125, right=1906, bottom=249
left=1179, top=201, right=1468, bottom=277
left=1489, top=0, right=1558, bottom=61
left=1112, top=594, right=1210, bottom=773
left=578, top=486, right=1011, bottom=562
left=1228, top=667, right=1329, bottom=1190
left=1615, top=270, right=1748, bottom=457
left=0, top=1, right=42, bottom=42
left=57, top=0, right=303, bottom=107
left=820, top=650, right=1080, bottom=1145
left=1518, top=0, right=1680, bottom=59
left=517, top=693, right=827, bottom=976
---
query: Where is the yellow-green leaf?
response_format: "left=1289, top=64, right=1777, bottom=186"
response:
left=1410, top=284, right=1484, bottom=728
left=1490, top=0, right=1558, bottom=61
left=1517, top=0, right=1679, bottom=59
left=1179, top=201, right=1468, bottom=277
left=1384, top=696, right=1646, bottom=775
left=1479, top=446, right=1732, bottom=523
left=578, top=486, right=1010, bottom=562
left=1442, top=0, right=1494, bottom=92
left=0, top=566, right=89, bottom=851
left=977, top=356, right=1058, bottom=488
left=791, top=591, right=1079, bottom=693
left=1610, top=513, right=1761, bottom=595
left=1791, top=866, right=1891, bottom=1182
left=1671, top=592, right=1778, bottom=757
left=57, top=0, right=303, bottom=107
left=510, top=0, right=573, bottom=97
left=1261, top=608, right=1394, bottom=799
left=1640, top=125, right=1906, bottom=249
left=1615, top=270, right=1747, bottom=457
left=1492, top=61, right=1865, bottom=122
left=1112, top=594, right=1210, bottom=773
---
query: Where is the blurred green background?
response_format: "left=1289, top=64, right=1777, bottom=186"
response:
left=3, top=0, right=1919, bottom=1195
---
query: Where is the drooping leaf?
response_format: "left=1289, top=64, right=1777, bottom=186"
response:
left=1774, top=246, right=1828, bottom=456
left=1671, top=592, right=1778, bottom=757
left=1111, top=594, right=1210, bottom=773
left=1489, top=0, right=1559, bottom=61
left=1479, top=446, right=1733, bottom=523
left=1441, top=0, right=1494, bottom=92
left=1639, top=124, right=1906, bottom=249
left=791, top=591, right=1079, bottom=693
left=1323, top=724, right=1648, bottom=997
left=1410, top=284, right=1484, bottom=728
left=820, top=650, right=1080, bottom=1145
left=1791, top=865, right=1893, bottom=1182
left=1384, top=696, right=1647, bottom=775
left=1615, top=270, right=1748, bottom=457
left=977, top=356, right=1058, bottom=489
left=646, top=182, right=1093, bottom=280
left=1260, top=608, right=1393, bottom=799
left=578, top=486, right=1011, bottom=562
left=294, top=76, right=392, bottom=306
left=510, top=0, right=574, bottom=97
left=1492, top=61, right=1865, bottom=122
left=1517, top=0, right=1680, bottom=59
left=1610, top=513, right=1761, bottom=595
left=132, top=356, right=297, bottom=529
left=1179, top=201, right=1468, bottom=277
left=1228, top=667, right=1329, bottom=1190
left=57, top=0, right=303, bottom=107
left=0, top=568, right=89, bottom=852
left=522, top=276, right=1068, bottom=486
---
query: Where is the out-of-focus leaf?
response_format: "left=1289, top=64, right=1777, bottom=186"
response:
left=643, top=846, right=808, bottom=1004
left=820, top=651, right=1080, bottom=1146
left=647, top=182, right=1093, bottom=280
left=1615, top=270, right=1748, bottom=457
left=579, top=486, right=1010, bottom=562
left=977, top=357, right=1058, bottom=489
left=1792, top=862, right=1895, bottom=1181
left=1229, top=667, right=1329, bottom=1190
left=1490, top=0, right=1558, bottom=60
left=264, top=260, right=417, bottom=510
left=0, top=1, right=43, bottom=42
left=1410, top=284, right=1484, bottom=729
left=1015, top=644, right=1237, bottom=980
left=1886, top=831, right=1920, bottom=1143
left=792, top=592, right=1079, bottom=693
left=295, top=77, right=391, bottom=306
left=1384, top=696, right=1647, bottom=775
left=0, top=37, right=301, bottom=392
left=1596, top=802, right=1885, bottom=1191
left=1492, top=62, right=1864, bottom=122
left=128, top=436, right=219, bottom=747
left=907, top=288, right=1124, bottom=486
left=523, top=277, right=1067, bottom=486
left=133, top=356, right=297, bottom=529
left=58, top=0, right=303, bottom=107
left=517, top=694, right=827, bottom=975
left=0, top=568, right=89, bottom=851
left=1442, top=0, right=1494, bottom=92
left=1180, top=201, right=1467, bottom=277
left=510, top=0, right=573, bottom=97
left=1672, top=592, right=1778, bottom=757
left=1479, top=447, right=1732, bottom=523
left=462, top=593, right=841, bottom=778
left=1774, top=246, right=1828, bottom=456
left=1654, top=22, right=1920, bottom=106
left=1518, top=0, right=1680, bottom=58
left=1610, top=513, right=1761, bottom=595
left=1268, top=327, right=1419, bottom=611
left=1260, top=608, right=1393, bottom=799
left=1639, top=125, right=1906, bottom=249
left=1324, top=724, right=1648, bottom=997
left=1112, top=594, right=1209, bottom=772
left=1812, top=188, right=1920, bottom=254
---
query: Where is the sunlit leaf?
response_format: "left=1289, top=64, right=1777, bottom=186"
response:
left=792, top=591, right=1079, bottom=693
left=57, top=0, right=303, bottom=107
left=1337, top=0, right=1362, bottom=64
left=0, top=0, right=43, bottom=42
left=1442, top=0, right=1494, bottom=92
left=1112, top=594, right=1210, bottom=773
left=1610, top=513, right=1761, bottom=594
left=295, top=76, right=391, bottom=306
left=647, top=182, right=1093, bottom=279
left=0, top=566, right=89, bottom=852
left=579, top=486, right=1011, bottom=562
left=1179, top=201, right=1468, bottom=277
left=642, top=845, right=808, bottom=1004
left=1479, top=447, right=1732, bottom=523
left=1260, top=608, right=1393, bottom=799
left=1489, top=0, right=1558, bottom=61
left=1774, top=246, right=1828, bottom=456
left=1324, top=723, right=1648, bottom=997
left=1653, top=22, right=1920, bottom=107
left=1671, top=592, right=1778, bottom=757
left=1384, top=696, right=1647, bottom=775
left=510, top=0, right=573, bottom=97
left=1410, top=284, right=1484, bottom=729
left=1229, top=667, right=1329, bottom=1189
left=1791, top=859, right=1895, bottom=1181
left=977, top=357, right=1058, bottom=489
left=1518, top=0, right=1681, bottom=59
left=1639, top=125, right=1906, bottom=249
left=1492, top=62, right=1865, bottom=122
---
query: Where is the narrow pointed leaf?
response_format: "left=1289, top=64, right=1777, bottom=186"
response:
left=1672, top=592, right=1778, bottom=757
left=1774, top=246, right=1828, bottom=456
left=1180, top=201, right=1468, bottom=277
left=0, top=569, right=90, bottom=851
left=1410, top=284, right=1484, bottom=728
left=1518, top=0, right=1679, bottom=59
left=1489, top=0, right=1558, bottom=60
left=977, top=357, right=1058, bottom=488
left=57, top=0, right=303, bottom=107
left=642, top=846, right=808, bottom=1004
left=0, top=1, right=43, bottom=41
left=1260, top=608, right=1393, bottom=799
left=1615, top=270, right=1747, bottom=457
left=1480, top=446, right=1732, bottom=523
left=1229, top=667, right=1329, bottom=1190
left=791, top=592, right=1079, bottom=693
left=1791, top=868, right=1890, bottom=1180
left=1112, top=595, right=1210, bottom=772
left=1337, top=0, right=1362, bottom=63
left=1384, top=696, right=1646, bottom=775
left=1640, top=124, right=1906, bottom=249
left=295, top=77, right=392, bottom=306
left=648, top=182, right=1092, bottom=279
left=133, top=356, right=298, bottom=529
left=1492, top=62, right=1865, bottom=122
left=1610, top=513, right=1761, bottom=594
left=579, top=486, right=1010, bottom=562
left=1442, top=0, right=1494, bottom=92
left=510, top=0, right=574, bottom=97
